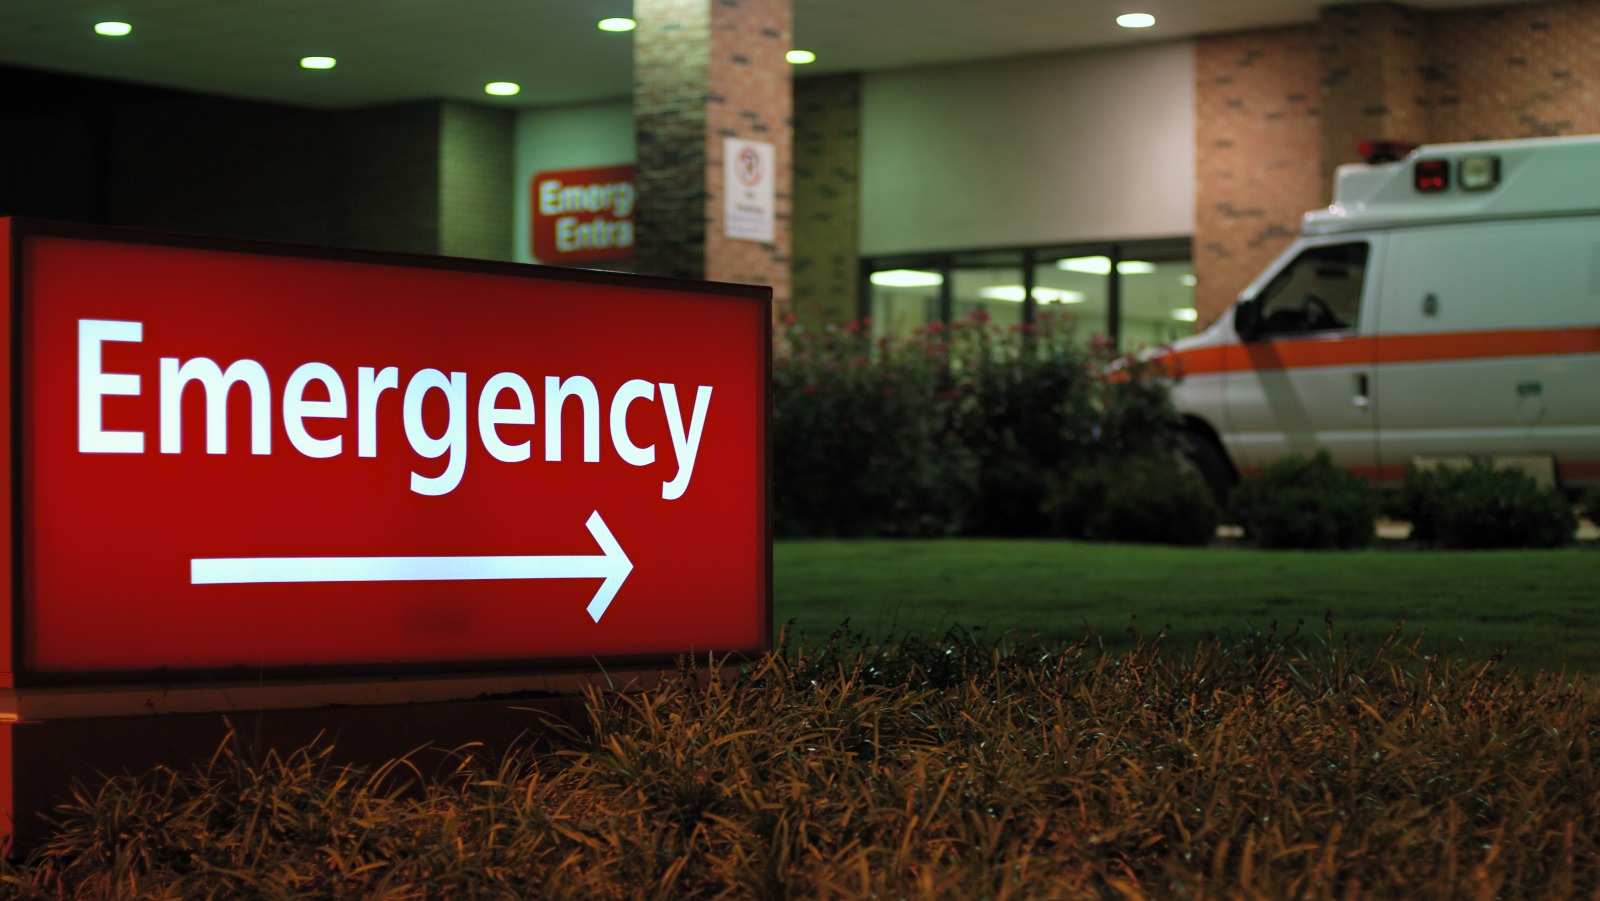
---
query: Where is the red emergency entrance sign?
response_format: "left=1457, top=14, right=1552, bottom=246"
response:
left=0, top=219, right=770, bottom=685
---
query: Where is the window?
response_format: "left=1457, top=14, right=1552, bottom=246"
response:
left=866, top=261, right=943, bottom=341
left=951, top=250, right=1025, bottom=332
left=864, top=238, right=1193, bottom=349
left=1033, top=252, right=1111, bottom=340
left=1251, top=243, right=1369, bottom=338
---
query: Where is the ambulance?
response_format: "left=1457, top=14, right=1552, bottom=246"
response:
left=1168, top=133, right=1600, bottom=502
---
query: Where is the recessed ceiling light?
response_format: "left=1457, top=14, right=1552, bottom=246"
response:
left=598, top=17, right=637, bottom=32
left=93, top=21, right=132, bottom=37
left=1171, top=308, right=1200, bottom=322
left=786, top=50, right=816, bottom=65
left=485, top=82, right=521, bottom=97
left=299, top=56, right=336, bottom=70
left=1117, top=13, right=1156, bottom=28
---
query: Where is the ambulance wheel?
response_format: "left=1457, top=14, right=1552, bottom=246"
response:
left=1180, top=433, right=1236, bottom=510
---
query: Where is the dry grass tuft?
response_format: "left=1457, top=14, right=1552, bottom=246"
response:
left=5, top=621, right=1600, bottom=899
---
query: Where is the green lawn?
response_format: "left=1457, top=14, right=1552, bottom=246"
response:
left=774, top=539, right=1600, bottom=674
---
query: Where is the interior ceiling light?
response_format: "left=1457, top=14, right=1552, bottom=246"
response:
left=870, top=269, right=943, bottom=288
left=978, top=286, right=1085, bottom=304
left=598, top=17, right=637, bottom=32
left=299, top=56, right=336, bottom=70
left=1117, top=13, right=1156, bottom=28
left=1181, top=274, right=1198, bottom=287
left=93, top=21, right=132, bottom=36
left=484, top=82, right=521, bottom=97
left=786, top=50, right=816, bottom=65
left=1171, top=308, right=1200, bottom=322
left=1056, top=256, right=1156, bottom=275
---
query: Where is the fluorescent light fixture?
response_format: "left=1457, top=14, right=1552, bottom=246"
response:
left=1117, top=13, right=1156, bottom=28
left=1055, top=256, right=1155, bottom=275
left=1171, top=308, right=1200, bottom=322
left=94, top=21, right=132, bottom=36
left=978, top=286, right=1085, bottom=304
left=1181, top=274, right=1198, bottom=287
left=870, top=269, right=943, bottom=288
left=299, top=56, right=336, bottom=70
left=484, top=82, right=521, bottom=96
left=598, top=17, right=637, bottom=32
left=1057, top=256, right=1112, bottom=275
left=786, top=49, right=816, bottom=64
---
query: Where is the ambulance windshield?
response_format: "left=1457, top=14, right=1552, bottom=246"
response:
left=1248, top=242, right=1369, bottom=339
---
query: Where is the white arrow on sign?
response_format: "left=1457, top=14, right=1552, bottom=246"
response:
left=190, top=510, right=633, bottom=623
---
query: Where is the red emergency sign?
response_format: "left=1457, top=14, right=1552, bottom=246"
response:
left=530, top=165, right=636, bottom=264
left=0, top=219, right=770, bottom=686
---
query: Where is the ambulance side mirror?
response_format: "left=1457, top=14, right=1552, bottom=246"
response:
left=1234, top=299, right=1262, bottom=342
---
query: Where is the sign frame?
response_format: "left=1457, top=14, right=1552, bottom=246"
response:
left=1, top=218, right=772, bottom=689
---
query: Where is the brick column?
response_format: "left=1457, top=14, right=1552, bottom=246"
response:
left=1317, top=3, right=1429, bottom=202
left=793, top=74, right=861, bottom=326
left=634, top=0, right=792, bottom=316
left=1193, top=27, right=1323, bottom=326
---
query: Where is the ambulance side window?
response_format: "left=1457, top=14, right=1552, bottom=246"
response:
left=1249, top=242, right=1369, bottom=339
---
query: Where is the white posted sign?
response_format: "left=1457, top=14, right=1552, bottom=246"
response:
left=723, top=138, right=775, bottom=243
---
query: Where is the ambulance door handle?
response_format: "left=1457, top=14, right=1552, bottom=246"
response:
left=1352, top=373, right=1370, bottom=409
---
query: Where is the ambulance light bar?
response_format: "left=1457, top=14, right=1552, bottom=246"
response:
left=1413, top=159, right=1449, bottom=193
left=1459, top=155, right=1501, bottom=191
left=1412, top=155, right=1501, bottom=194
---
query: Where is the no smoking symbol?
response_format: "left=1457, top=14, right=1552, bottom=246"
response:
left=735, top=146, right=763, bottom=186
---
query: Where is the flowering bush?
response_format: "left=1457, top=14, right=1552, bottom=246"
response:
left=772, top=312, right=1183, bottom=537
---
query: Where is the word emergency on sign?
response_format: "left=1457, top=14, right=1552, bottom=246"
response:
left=78, top=319, right=713, bottom=500
left=530, top=164, right=636, bottom=264
left=0, top=218, right=770, bottom=685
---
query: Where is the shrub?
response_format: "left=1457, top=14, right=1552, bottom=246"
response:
left=1383, top=463, right=1452, bottom=544
left=1584, top=486, right=1600, bottom=527
left=1093, top=456, right=1219, bottom=545
left=1426, top=463, right=1576, bottom=549
left=1389, top=463, right=1576, bottom=549
left=773, top=313, right=1183, bottom=538
left=1046, top=456, right=1218, bottom=545
left=1229, top=451, right=1377, bottom=550
left=772, top=319, right=977, bottom=537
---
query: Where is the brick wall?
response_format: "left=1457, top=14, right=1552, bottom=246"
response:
left=111, top=94, right=345, bottom=247
left=704, top=0, right=792, bottom=312
left=1194, top=0, right=1600, bottom=324
left=634, top=0, right=792, bottom=314
left=1, top=66, right=519, bottom=259
left=1426, top=0, right=1600, bottom=141
left=1194, top=27, right=1323, bottom=324
left=337, top=102, right=442, bottom=255
left=1318, top=3, right=1429, bottom=197
left=791, top=74, right=860, bottom=325
left=633, top=0, right=713, bottom=281
left=440, top=102, right=514, bottom=261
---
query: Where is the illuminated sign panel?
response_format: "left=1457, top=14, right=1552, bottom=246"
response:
left=3, top=220, right=769, bottom=685
left=530, top=165, right=636, bottom=264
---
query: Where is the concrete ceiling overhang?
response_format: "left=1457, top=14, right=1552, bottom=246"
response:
left=0, top=0, right=1548, bottom=109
